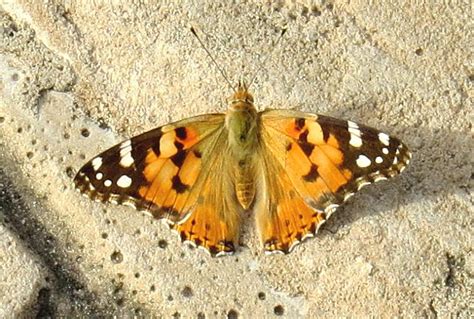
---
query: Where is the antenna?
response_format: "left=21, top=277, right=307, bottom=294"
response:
left=190, top=27, right=235, bottom=92
left=248, top=28, right=287, bottom=90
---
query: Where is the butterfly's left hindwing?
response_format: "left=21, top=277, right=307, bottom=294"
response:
left=257, top=109, right=411, bottom=254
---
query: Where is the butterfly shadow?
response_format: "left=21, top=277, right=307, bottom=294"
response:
left=315, top=121, right=470, bottom=238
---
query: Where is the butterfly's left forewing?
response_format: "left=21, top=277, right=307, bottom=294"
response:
left=256, top=109, right=411, bottom=254
left=75, top=114, right=221, bottom=217
left=74, top=114, right=241, bottom=256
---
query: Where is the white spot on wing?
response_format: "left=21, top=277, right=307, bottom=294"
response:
left=347, top=121, right=358, bottom=129
left=117, top=175, right=132, bottom=188
left=92, top=157, right=102, bottom=171
left=96, top=172, right=103, bottom=180
left=216, top=250, right=234, bottom=257
left=348, top=121, right=362, bottom=148
left=121, top=140, right=131, bottom=148
left=265, top=250, right=285, bottom=256
left=288, top=241, right=301, bottom=253
left=350, top=135, right=363, bottom=148
left=378, top=132, right=390, bottom=146
left=120, top=155, right=134, bottom=168
left=357, top=180, right=371, bottom=190
left=356, top=154, right=372, bottom=168
left=104, top=179, right=112, bottom=187
left=119, top=140, right=134, bottom=167
left=375, top=156, right=383, bottom=164
left=301, top=233, right=314, bottom=241
left=176, top=211, right=192, bottom=225
left=344, top=192, right=354, bottom=201
left=382, top=147, right=389, bottom=154
left=325, top=204, right=339, bottom=216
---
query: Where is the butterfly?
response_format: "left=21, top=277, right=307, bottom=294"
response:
left=74, top=81, right=411, bottom=257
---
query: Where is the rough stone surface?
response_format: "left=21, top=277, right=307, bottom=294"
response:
left=0, top=1, right=472, bottom=317
left=0, top=223, right=45, bottom=318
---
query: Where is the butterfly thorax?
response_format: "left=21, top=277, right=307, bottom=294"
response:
left=225, top=85, right=259, bottom=209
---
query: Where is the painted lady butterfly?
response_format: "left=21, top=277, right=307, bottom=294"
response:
left=74, top=81, right=411, bottom=256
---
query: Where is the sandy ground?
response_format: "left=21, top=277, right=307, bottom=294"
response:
left=0, top=1, right=472, bottom=318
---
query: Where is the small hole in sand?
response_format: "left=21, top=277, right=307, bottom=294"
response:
left=227, top=309, right=238, bottom=319
left=311, top=6, right=321, bottom=16
left=301, top=6, right=308, bottom=16
left=110, top=250, right=123, bottom=264
left=81, top=128, right=90, bottom=137
left=181, top=286, right=193, bottom=298
left=66, top=167, right=74, bottom=178
left=274, top=305, right=284, bottom=316
left=158, top=239, right=168, bottom=249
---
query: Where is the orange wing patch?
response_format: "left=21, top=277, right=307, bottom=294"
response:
left=258, top=109, right=410, bottom=254
left=159, top=125, right=200, bottom=156
left=266, top=115, right=352, bottom=204
left=174, top=210, right=237, bottom=256
left=173, top=149, right=241, bottom=257
left=74, top=113, right=226, bottom=220
left=138, top=147, right=201, bottom=218
left=134, top=126, right=205, bottom=220
left=255, top=167, right=329, bottom=253
left=74, top=112, right=243, bottom=256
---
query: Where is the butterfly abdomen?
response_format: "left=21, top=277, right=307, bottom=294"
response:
left=235, top=159, right=256, bottom=209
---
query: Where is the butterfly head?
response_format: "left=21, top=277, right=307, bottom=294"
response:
left=229, top=80, right=254, bottom=108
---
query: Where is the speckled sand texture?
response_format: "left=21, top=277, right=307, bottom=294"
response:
left=0, top=1, right=472, bottom=318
